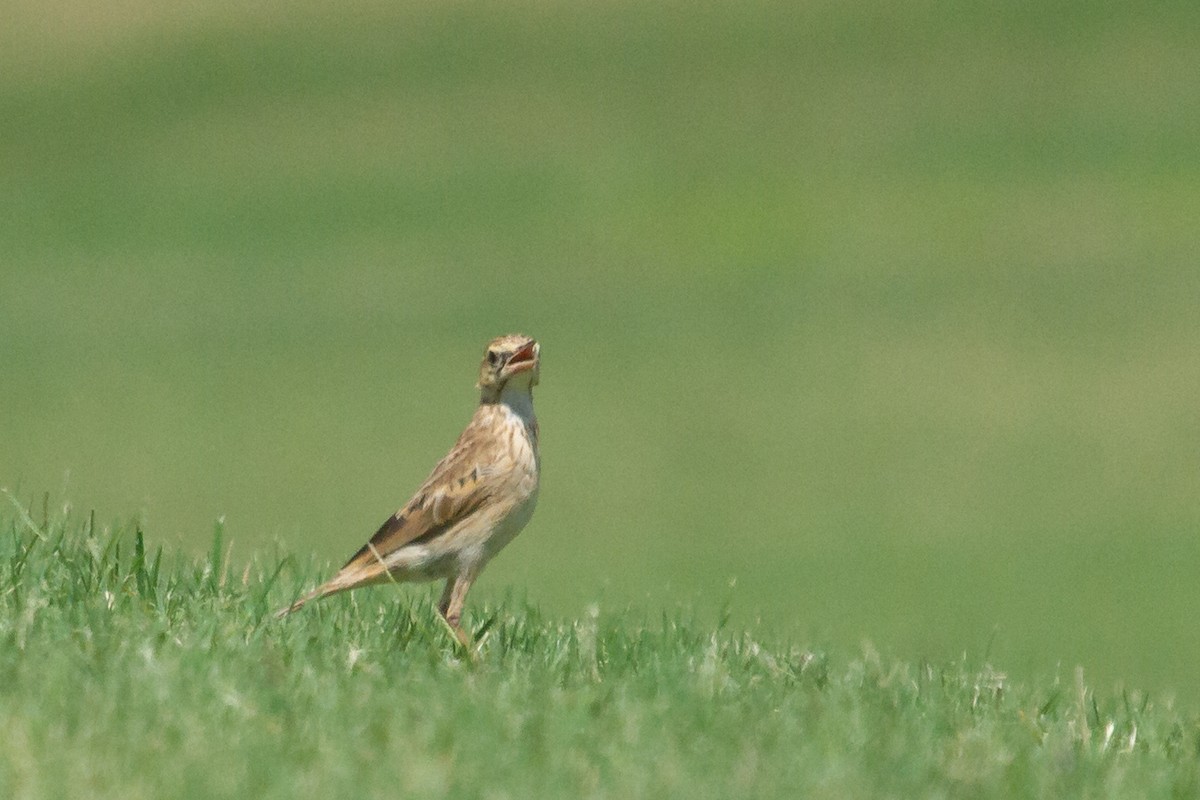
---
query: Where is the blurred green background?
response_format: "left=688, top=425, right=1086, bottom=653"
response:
left=3, top=1, right=1198, bottom=698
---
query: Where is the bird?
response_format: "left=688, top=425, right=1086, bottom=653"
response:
left=277, top=333, right=541, bottom=648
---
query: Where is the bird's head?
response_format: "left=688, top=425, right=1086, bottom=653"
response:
left=478, top=333, right=540, bottom=399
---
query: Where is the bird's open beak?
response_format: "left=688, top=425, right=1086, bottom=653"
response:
left=506, top=340, right=538, bottom=374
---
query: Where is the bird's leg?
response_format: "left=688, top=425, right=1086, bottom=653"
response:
left=437, top=579, right=455, bottom=619
left=438, top=572, right=476, bottom=649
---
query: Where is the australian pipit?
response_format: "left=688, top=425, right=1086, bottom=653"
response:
left=277, top=334, right=541, bottom=647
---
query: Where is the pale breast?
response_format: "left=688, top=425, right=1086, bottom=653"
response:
left=478, top=401, right=540, bottom=558
left=494, top=406, right=539, bottom=508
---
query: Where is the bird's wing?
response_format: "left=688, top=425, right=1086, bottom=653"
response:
left=273, top=412, right=503, bottom=617
left=321, top=427, right=495, bottom=591
left=348, top=461, right=488, bottom=569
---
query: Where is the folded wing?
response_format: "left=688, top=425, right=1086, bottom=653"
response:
left=276, top=435, right=492, bottom=616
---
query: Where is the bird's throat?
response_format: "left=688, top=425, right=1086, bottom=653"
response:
left=496, top=381, right=535, bottom=424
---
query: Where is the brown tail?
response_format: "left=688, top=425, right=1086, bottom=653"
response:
left=274, top=584, right=338, bottom=618
left=273, top=559, right=391, bottom=619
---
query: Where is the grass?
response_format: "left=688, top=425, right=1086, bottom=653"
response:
left=2, top=499, right=1198, bottom=799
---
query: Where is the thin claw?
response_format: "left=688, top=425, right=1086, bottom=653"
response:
left=453, top=625, right=473, bottom=650
left=436, top=612, right=476, bottom=660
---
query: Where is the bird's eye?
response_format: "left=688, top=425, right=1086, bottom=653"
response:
left=486, top=351, right=500, bottom=366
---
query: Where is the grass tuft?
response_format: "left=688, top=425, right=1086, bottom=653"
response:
left=0, top=502, right=1197, bottom=798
